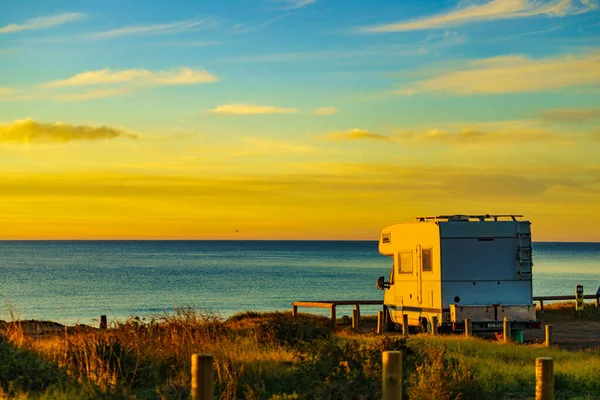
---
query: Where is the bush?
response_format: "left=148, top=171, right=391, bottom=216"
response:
left=407, top=344, right=484, bottom=400
left=256, top=312, right=331, bottom=348
left=0, top=334, right=71, bottom=397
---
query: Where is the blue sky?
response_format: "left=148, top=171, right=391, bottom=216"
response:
left=1, top=1, right=600, bottom=240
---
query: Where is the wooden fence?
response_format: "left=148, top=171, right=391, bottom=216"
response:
left=290, top=292, right=600, bottom=330
left=533, top=294, right=599, bottom=311
left=292, top=300, right=383, bottom=329
left=191, top=352, right=556, bottom=400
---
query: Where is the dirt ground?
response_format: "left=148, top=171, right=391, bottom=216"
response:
left=522, top=314, right=600, bottom=350
left=338, top=312, right=600, bottom=351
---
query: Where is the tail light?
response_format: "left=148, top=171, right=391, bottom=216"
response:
left=452, top=322, right=465, bottom=330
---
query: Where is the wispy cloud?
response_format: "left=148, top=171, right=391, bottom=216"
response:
left=90, top=18, right=216, bottom=38
left=269, top=0, right=317, bottom=10
left=398, top=50, right=600, bottom=95
left=234, top=44, right=423, bottom=63
left=230, top=137, right=318, bottom=157
left=0, top=118, right=136, bottom=144
left=541, top=107, right=600, bottom=122
left=206, top=104, right=299, bottom=115
left=0, top=13, right=85, bottom=34
left=326, top=129, right=390, bottom=141
left=393, top=119, right=577, bottom=146
left=233, top=33, right=464, bottom=64
left=56, top=88, right=132, bottom=101
left=395, top=89, right=417, bottom=96
left=0, top=86, right=16, bottom=98
left=42, top=67, right=218, bottom=88
left=362, top=0, right=597, bottom=32
left=314, top=107, right=339, bottom=116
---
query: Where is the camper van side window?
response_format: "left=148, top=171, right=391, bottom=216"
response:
left=422, top=248, right=433, bottom=272
left=398, top=251, right=413, bottom=274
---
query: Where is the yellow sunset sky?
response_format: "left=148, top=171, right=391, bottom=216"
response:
left=1, top=0, right=600, bottom=241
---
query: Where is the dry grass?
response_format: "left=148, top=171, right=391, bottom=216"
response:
left=538, top=300, right=600, bottom=321
left=2, top=308, right=600, bottom=399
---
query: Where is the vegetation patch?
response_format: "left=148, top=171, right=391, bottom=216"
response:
left=2, top=308, right=600, bottom=399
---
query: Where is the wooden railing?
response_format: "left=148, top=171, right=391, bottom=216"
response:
left=292, top=300, right=383, bottom=329
left=292, top=292, right=600, bottom=329
left=533, top=294, right=599, bottom=311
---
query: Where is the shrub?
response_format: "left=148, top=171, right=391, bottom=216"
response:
left=0, top=333, right=71, bottom=397
left=256, top=312, right=331, bottom=348
left=407, top=344, right=484, bottom=400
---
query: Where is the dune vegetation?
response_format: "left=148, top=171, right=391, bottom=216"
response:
left=1, top=302, right=599, bottom=399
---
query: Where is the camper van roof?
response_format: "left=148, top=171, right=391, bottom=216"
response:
left=414, top=214, right=523, bottom=222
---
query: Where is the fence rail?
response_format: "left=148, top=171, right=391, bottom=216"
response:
left=292, top=300, right=383, bottom=329
left=292, top=292, right=600, bottom=329
left=533, top=294, right=599, bottom=311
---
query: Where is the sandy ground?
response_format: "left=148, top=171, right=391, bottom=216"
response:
left=338, top=313, right=600, bottom=351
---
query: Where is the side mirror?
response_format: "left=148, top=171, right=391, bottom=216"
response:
left=376, top=276, right=391, bottom=290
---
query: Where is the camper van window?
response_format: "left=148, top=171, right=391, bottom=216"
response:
left=398, top=251, right=413, bottom=274
left=422, top=248, right=433, bottom=272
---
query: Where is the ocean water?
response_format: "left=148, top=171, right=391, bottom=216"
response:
left=0, top=241, right=599, bottom=325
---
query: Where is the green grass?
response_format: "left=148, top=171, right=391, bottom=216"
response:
left=1, top=305, right=599, bottom=399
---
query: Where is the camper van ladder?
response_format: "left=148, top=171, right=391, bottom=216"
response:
left=516, top=222, right=533, bottom=280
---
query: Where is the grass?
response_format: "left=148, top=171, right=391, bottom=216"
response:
left=538, top=300, right=600, bottom=321
left=0, top=303, right=599, bottom=399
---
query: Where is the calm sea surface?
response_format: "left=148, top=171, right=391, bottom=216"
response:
left=1, top=241, right=599, bottom=325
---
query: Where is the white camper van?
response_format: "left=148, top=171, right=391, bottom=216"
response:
left=376, top=215, right=540, bottom=333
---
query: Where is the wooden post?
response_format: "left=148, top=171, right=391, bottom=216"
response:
left=382, top=351, right=402, bottom=400
left=99, top=315, right=107, bottom=330
left=503, top=317, right=511, bottom=343
left=292, top=304, right=298, bottom=317
left=352, top=309, right=359, bottom=330
left=535, top=357, right=554, bottom=400
left=431, top=316, right=438, bottom=335
left=539, top=300, right=544, bottom=314
left=330, top=304, right=337, bottom=330
left=545, top=325, right=553, bottom=347
left=191, top=354, right=213, bottom=400
left=355, top=304, right=361, bottom=325
left=402, top=314, right=409, bottom=336
left=595, top=296, right=599, bottom=310
left=377, top=311, right=384, bottom=335
left=464, top=318, right=472, bottom=337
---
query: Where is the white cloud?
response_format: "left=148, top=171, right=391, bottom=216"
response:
left=326, top=128, right=390, bottom=141
left=90, top=18, right=217, bottom=38
left=56, top=88, right=132, bottom=101
left=314, top=107, right=339, bottom=116
left=0, top=13, right=85, bottom=34
left=206, top=104, right=299, bottom=115
left=400, top=50, right=600, bottom=95
left=362, top=0, right=597, bottom=32
left=42, top=67, right=218, bottom=88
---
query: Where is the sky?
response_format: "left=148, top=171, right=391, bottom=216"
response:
left=1, top=0, right=599, bottom=241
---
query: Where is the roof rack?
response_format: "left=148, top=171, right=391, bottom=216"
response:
left=414, top=214, right=523, bottom=222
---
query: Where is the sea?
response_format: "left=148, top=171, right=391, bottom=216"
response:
left=0, top=241, right=599, bottom=325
